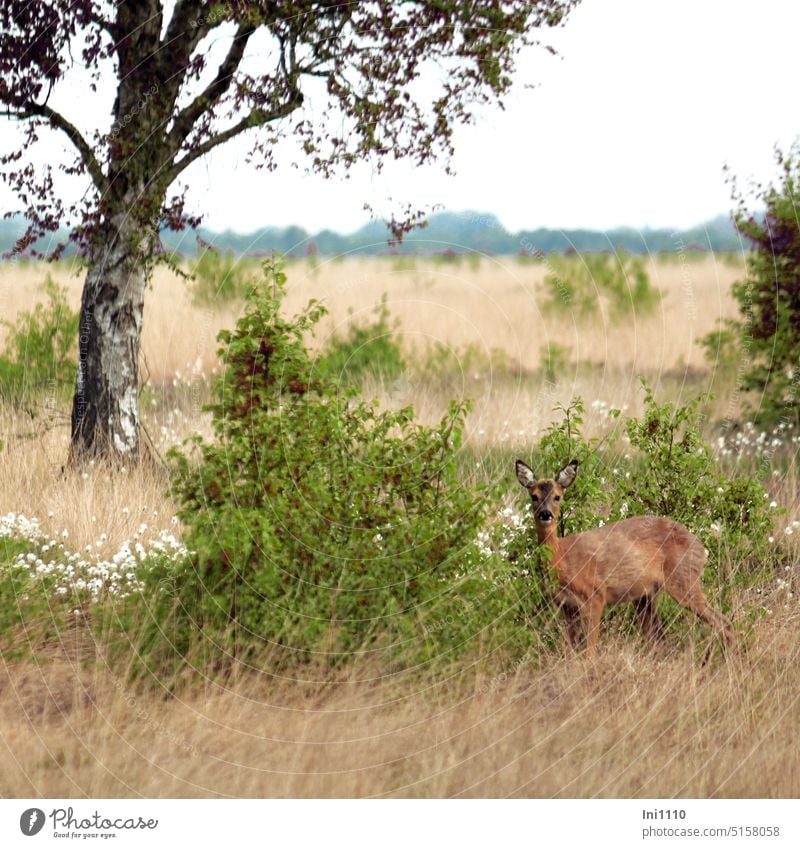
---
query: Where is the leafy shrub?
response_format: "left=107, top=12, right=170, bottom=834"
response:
left=705, top=145, right=800, bottom=425
left=0, top=276, right=79, bottom=404
left=414, top=340, right=518, bottom=396
left=318, top=296, right=405, bottom=388
left=700, top=325, right=742, bottom=384
left=161, top=259, right=499, bottom=672
left=620, top=381, right=775, bottom=577
left=390, top=255, right=417, bottom=273
left=189, top=244, right=256, bottom=306
left=542, top=253, right=660, bottom=318
left=539, top=341, right=571, bottom=384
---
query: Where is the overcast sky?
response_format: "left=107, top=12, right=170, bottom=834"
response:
left=2, top=0, right=799, bottom=235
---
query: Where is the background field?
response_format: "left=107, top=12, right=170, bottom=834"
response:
left=1, top=253, right=798, bottom=797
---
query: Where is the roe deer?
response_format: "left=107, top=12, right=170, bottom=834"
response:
left=515, top=458, right=737, bottom=655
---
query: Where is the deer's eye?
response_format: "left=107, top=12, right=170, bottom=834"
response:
left=530, top=494, right=539, bottom=502
left=554, top=495, right=561, bottom=502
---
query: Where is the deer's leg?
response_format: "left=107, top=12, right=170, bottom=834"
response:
left=694, top=600, right=737, bottom=653
left=635, top=594, right=667, bottom=644
left=563, top=604, right=583, bottom=649
left=582, top=593, right=605, bottom=655
left=669, top=586, right=738, bottom=653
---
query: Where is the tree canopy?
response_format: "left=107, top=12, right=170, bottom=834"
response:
left=0, top=0, right=579, bottom=459
left=2, top=1, right=577, bottom=255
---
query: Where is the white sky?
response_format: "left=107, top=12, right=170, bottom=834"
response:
left=2, top=0, right=799, bottom=234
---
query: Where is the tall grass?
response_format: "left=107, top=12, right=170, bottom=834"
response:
left=2, top=629, right=800, bottom=797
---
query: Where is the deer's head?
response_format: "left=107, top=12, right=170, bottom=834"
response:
left=515, top=459, right=578, bottom=527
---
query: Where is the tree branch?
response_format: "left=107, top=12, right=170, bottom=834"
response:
left=168, top=95, right=303, bottom=183
left=162, top=0, right=202, bottom=46
left=11, top=102, right=108, bottom=193
left=168, top=23, right=255, bottom=151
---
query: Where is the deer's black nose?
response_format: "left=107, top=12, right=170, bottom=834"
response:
left=538, top=509, right=553, bottom=522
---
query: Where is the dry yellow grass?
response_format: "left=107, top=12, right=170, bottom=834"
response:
left=0, top=253, right=746, bottom=444
left=2, top=612, right=799, bottom=798
left=0, top=407, right=179, bottom=552
left=0, top=254, right=741, bottom=379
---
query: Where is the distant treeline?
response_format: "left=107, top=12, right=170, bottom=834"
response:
left=0, top=210, right=743, bottom=258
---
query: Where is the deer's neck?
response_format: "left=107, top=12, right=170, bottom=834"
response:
left=537, top=523, right=563, bottom=565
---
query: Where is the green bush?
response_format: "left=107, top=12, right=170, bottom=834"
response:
left=318, top=296, right=405, bottom=388
left=700, top=325, right=742, bottom=384
left=539, top=341, right=571, bottom=384
left=414, top=340, right=518, bottom=396
left=620, top=381, right=775, bottom=577
left=160, top=259, right=507, bottom=672
left=705, top=145, right=800, bottom=425
left=542, top=252, right=660, bottom=318
left=189, top=244, right=256, bottom=306
left=0, top=275, right=79, bottom=404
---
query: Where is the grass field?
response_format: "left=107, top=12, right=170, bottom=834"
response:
left=1, top=253, right=799, bottom=798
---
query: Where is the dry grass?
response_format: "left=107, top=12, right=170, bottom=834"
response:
left=0, top=253, right=746, bottom=444
left=2, top=253, right=799, bottom=799
left=1, top=254, right=741, bottom=379
left=0, top=407, right=178, bottom=552
left=2, top=612, right=799, bottom=798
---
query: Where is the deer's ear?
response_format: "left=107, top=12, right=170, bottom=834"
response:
left=515, top=460, right=536, bottom=488
left=555, top=459, right=579, bottom=488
